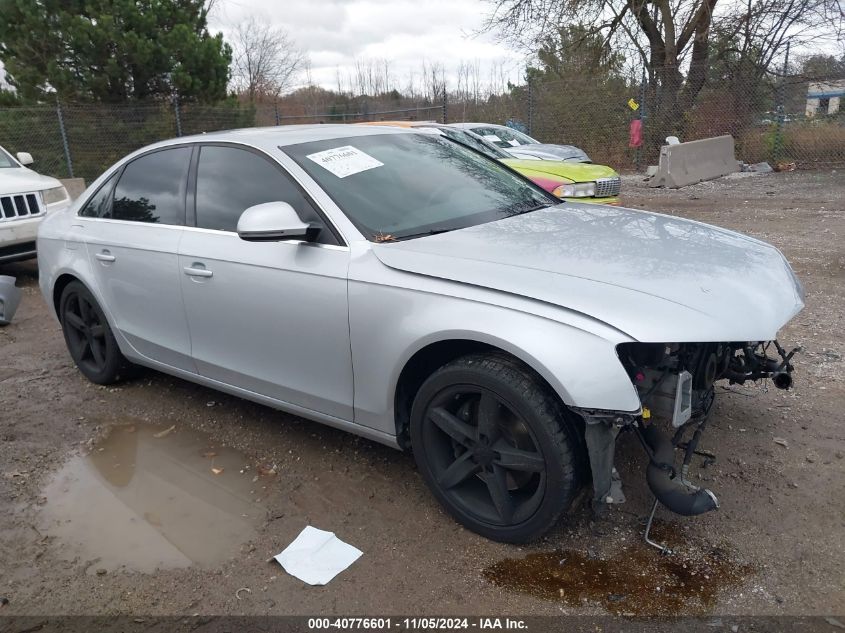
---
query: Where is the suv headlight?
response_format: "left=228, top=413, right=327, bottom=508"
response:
left=42, top=186, right=69, bottom=206
left=553, top=182, right=596, bottom=198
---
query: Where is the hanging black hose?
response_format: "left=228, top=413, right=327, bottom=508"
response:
left=637, top=424, right=719, bottom=517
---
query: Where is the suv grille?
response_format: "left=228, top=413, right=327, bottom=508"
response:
left=0, top=193, right=43, bottom=222
left=595, top=177, right=621, bottom=198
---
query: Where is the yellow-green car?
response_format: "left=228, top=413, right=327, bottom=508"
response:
left=358, top=121, right=620, bottom=205
left=498, top=157, right=620, bottom=205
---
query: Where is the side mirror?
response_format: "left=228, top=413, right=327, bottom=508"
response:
left=16, top=152, right=34, bottom=166
left=236, top=201, right=320, bottom=242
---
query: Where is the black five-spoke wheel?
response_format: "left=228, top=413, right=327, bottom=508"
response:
left=411, top=354, right=582, bottom=542
left=424, top=388, right=546, bottom=526
left=59, top=281, right=132, bottom=384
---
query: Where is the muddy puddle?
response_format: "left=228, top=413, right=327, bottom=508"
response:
left=484, top=522, right=754, bottom=616
left=38, top=422, right=271, bottom=573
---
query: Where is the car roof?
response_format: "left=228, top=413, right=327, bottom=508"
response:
left=449, top=122, right=495, bottom=130
left=355, top=120, right=439, bottom=128
left=139, top=124, right=415, bottom=154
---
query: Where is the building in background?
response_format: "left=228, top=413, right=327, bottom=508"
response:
left=806, top=80, right=845, bottom=117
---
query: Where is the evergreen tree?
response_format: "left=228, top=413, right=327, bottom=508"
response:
left=0, top=0, right=231, bottom=102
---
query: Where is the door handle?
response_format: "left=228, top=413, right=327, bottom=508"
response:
left=95, top=251, right=116, bottom=262
left=184, top=266, right=213, bottom=278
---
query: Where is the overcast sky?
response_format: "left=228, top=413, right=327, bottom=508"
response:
left=208, top=0, right=526, bottom=92
left=0, top=0, right=523, bottom=94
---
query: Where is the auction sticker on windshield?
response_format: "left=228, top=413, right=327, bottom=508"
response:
left=306, top=146, right=384, bottom=178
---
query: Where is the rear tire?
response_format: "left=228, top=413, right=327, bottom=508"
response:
left=59, top=281, right=133, bottom=384
left=410, top=353, right=583, bottom=542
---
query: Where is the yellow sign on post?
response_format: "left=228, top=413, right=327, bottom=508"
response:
left=628, top=98, right=640, bottom=111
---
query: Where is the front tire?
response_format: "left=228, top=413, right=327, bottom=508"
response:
left=410, top=353, right=583, bottom=542
left=59, top=281, right=133, bottom=384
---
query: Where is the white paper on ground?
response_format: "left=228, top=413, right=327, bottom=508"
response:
left=306, top=146, right=384, bottom=178
left=274, top=526, right=363, bottom=585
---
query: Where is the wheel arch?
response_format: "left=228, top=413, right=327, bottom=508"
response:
left=52, top=272, right=81, bottom=317
left=50, top=270, right=133, bottom=360
left=392, top=334, right=576, bottom=448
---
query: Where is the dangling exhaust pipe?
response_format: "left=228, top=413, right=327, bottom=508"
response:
left=771, top=371, right=793, bottom=390
left=641, top=425, right=719, bottom=516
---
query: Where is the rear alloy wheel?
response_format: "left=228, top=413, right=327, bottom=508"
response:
left=410, top=353, right=582, bottom=542
left=59, top=281, right=132, bottom=384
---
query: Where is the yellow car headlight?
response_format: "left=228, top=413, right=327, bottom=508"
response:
left=42, top=186, right=69, bottom=206
left=553, top=182, right=596, bottom=198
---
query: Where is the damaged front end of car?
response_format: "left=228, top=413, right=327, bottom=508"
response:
left=574, top=339, right=800, bottom=550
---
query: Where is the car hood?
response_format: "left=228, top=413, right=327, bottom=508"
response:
left=372, top=204, right=804, bottom=342
left=0, top=167, right=61, bottom=195
left=508, top=144, right=591, bottom=162
left=500, top=159, right=617, bottom=186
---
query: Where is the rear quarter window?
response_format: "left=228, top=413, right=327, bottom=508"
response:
left=79, top=173, right=118, bottom=218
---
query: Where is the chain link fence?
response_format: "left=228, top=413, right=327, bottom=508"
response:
left=459, top=73, right=845, bottom=171
left=1, top=74, right=843, bottom=183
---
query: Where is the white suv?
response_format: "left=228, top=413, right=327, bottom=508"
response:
left=0, top=145, right=71, bottom=263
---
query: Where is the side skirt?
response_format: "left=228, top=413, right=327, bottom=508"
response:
left=125, top=354, right=402, bottom=450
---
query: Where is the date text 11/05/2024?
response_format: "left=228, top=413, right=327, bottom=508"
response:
left=307, top=618, right=528, bottom=630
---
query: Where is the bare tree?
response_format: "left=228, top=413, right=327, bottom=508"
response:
left=302, top=58, right=314, bottom=88
left=335, top=66, right=347, bottom=95
left=467, top=59, right=483, bottom=103
left=231, top=16, right=306, bottom=101
left=421, top=60, right=447, bottom=101
left=483, top=0, right=844, bottom=138
left=713, top=0, right=845, bottom=81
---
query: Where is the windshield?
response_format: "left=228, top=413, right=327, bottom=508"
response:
left=285, top=133, right=556, bottom=240
left=422, top=127, right=512, bottom=160
left=476, top=126, right=539, bottom=148
left=0, top=147, right=18, bottom=168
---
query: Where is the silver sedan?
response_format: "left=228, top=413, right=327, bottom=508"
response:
left=37, top=125, right=804, bottom=542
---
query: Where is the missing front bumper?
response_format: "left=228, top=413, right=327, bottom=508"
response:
left=0, top=275, right=22, bottom=326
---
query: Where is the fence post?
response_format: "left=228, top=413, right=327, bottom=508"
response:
left=173, top=89, right=183, bottom=137
left=441, top=87, right=448, bottom=124
left=274, top=100, right=281, bottom=126
left=773, top=40, right=790, bottom=162
left=527, top=78, right=533, bottom=136
left=55, top=99, right=74, bottom=178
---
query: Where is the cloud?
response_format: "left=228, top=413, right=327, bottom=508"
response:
left=208, top=0, right=525, bottom=91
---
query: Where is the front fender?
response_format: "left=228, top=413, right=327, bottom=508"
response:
left=349, top=254, right=641, bottom=436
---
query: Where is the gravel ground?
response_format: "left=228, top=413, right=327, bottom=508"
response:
left=0, top=170, right=843, bottom=617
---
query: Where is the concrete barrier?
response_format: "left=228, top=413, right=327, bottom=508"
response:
left=649, top=135, right=740, bottom=188
left=59, top=178, right=87, bottom=201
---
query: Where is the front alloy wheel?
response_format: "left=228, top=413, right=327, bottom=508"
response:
left=410, top=354, right=582, bottom=542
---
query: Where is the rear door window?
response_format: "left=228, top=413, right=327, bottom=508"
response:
left=112, top=147, right=191, bottom=225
